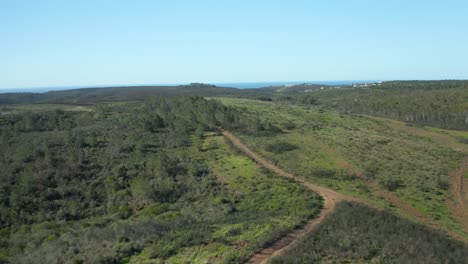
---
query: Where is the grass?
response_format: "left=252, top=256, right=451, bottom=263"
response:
left=369, top=116, right=468, bottom=153
left=218, top=98, right=468, bottom=239
left=271, top=202, right=468, bottom=264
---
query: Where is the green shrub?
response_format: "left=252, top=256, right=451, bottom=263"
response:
left=380, top=177, right=404, bottom=191
left=265, top=141, right=298, bottom=154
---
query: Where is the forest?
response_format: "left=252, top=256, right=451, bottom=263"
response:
left=287, top=81, right=468, bottom=130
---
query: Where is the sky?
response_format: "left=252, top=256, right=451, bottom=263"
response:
left=1, top=0, right=468, bottom=89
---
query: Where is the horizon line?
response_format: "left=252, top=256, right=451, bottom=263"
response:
left=2, top=78, right=468, bottom=91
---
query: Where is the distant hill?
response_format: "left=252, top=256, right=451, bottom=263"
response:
left=0, top=83, right=332, bottom=105
left=0, top=84, right=243, bottom=105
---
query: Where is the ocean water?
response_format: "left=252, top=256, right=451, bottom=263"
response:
left=0, top=80, right=380, bottom=94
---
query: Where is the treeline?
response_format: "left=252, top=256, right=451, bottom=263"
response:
left=2, top=110, right=78, bottom=132
left=379, top=80, right=468, bottom=90
left=272, top=202, right=468, bottom=264
left=132, top=96, right=280, bottom=137
left=334, top=86, right=468, bottom=130
left=0, top=85, right=242, bottom=105
left=291, top=81, right=468, bottom=130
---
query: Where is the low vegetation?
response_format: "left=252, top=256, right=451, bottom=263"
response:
left=272, top=202, right=468, bottom=264
left=219, top=98, right=467, bottom=238
left=265, top=141, right=298, bottom=154
left=0, top=97, right=319, bottom=263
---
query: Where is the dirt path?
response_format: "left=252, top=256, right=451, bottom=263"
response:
left=221, top=130, right=368, bottom=264
left=222, top=130, right=467, bottom=263
left=383, top=120, right=468, bottom=232
left=449, top=158, right=468, bottom=231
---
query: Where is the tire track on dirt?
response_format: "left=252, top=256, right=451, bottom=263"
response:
left=222, top=130, right=466, bottom=263
left=221, top=130, right=369, bottom=264
left=383, top=120, right=468, bottom=232
left=449, top=158, right=468, bottom=231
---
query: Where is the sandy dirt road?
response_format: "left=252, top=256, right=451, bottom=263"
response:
left=221, top=130, right=367, bottom=264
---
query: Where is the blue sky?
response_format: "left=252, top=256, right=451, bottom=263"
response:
left=1, top=0, right=468, bottom=89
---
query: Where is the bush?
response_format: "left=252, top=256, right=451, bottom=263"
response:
left=312, top=169, right=335, bottom=178
left=456, top=137, right=468, bottom=144
left=265, top=141, right=298, bottom=154
left=281, top=122, right=296, bottom=130
left=380, top=177, right=403, bottom=191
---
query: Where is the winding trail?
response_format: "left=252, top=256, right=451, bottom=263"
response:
left=222, top=130, right=467, bottom=263
left=382, top=119, right=468, bottom=232
left=221, top=130, right=368, bottom=264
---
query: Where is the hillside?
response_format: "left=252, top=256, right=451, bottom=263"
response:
left=0, top=97, right=320, bottom=263
left=1, top=83, right=468, bottom=263
left=0, top=84, right=242, bottom=105
left=219, top=97, right=468, bottom=240
left=273, top=80, right=468, bottom=130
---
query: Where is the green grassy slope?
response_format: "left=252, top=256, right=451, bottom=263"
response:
left=219, top=98, right=467, bottom=239
left=272, top=202, right=468, bottom=264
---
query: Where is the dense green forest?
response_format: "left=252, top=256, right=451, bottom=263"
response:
left=0, top=97, right=313, bottom=263
left=272, top=202, right=468, bottom=264
left=0, top=84, right=242, bottom=105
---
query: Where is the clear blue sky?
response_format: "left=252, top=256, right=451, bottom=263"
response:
left=1, top=0, right=468, bottom=89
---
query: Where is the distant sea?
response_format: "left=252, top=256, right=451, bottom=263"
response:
left=0, top=80, right=380, bottom=94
